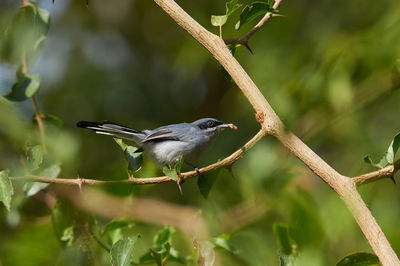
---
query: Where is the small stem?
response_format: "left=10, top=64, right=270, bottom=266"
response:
left=31, top=96, right=47, bottom=153
left=219, top=25, right=222, bottom=38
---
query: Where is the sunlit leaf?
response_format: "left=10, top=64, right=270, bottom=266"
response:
left=212, top=233, right=237, bottom=254
left=163, top=166, right=178, bottom=181
left=364, top=132, right=400, bottom=168
left=211, top=15, right=228, bottom=27
left=162, top=158, right=183, bottom=181
left=24, top=164, right=60, bottom=197
left=235, top=1, right=276, bottom=30
left=60, top=225, right=74, bottom=246
left=211, top=0, right=242, bottom=27
left=110, top=235, right=140, bottom=266
left=0, top=170, right=13, bottom=212
left=113, top=138, right=143, bottom=172
left=336, top=252, right=380, bottom=266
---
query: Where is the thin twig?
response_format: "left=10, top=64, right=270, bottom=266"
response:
left=224, top=0, right=283, bottom=50
left=353, top=160, right=400, bottom=186
left=31, top=96, right=47, bottom=153
left=20, top=28, right=47, bottom=153
left=9, top=129, right=266, bottom=186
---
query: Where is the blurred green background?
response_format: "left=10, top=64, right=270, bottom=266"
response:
left=0, top=0, right=400, bottom=265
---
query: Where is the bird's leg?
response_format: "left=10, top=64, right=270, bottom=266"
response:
left=185, top=162, right=201, bottom=176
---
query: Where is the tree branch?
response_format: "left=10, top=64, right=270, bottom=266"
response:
left=353, top=159, right=400, bottom=186
left=21, top=30, right=47, bottom=153
left=224, top=0, right=283, bottom=51
left=151, top=0, right=400, bottom=264
left=10, top=129, right=266, bottom=185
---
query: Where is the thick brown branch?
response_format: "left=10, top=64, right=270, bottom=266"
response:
left=10, top=129, right=266, bottom=185
left=151, top=0, right=400, bottom=264
left=224, top=0, right=283, bottom=48
left=353, top=160, right=400, bottom=186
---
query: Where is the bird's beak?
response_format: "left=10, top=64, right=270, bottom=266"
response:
left=219, top=123, right=238, bottom=130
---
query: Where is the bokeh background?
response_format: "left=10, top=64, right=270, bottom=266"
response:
left=0, top=0, right=400, bottom=265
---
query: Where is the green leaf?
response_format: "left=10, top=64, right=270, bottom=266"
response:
left=125, top=146, right=143, bottom=172
left=154, top=226, right=175, bottom=247
left=211, top=15, right=228, bottom=27
left=197, top=173, right=218, bottom=199
left=110, top=235, right=140, bottom=266
left=235, top=1, right=276, bottom=30
left=24, top=164, right=61, bottom=197
left=113, top=138, right=143, bottom=172
left=1, top=3, right=50, bottom=62
left=273, top=223, right=298, bottom=266
left=364, top=132, right=400, bottom=168
left=163, top=167, right=178, bottom=181
left=175, top=156, right=184, bottom=174
left=60, top=225, right=74, bottom=246
left=212, top=234, right=237, bottom=254
left=169, top=247, right=188, bottom=264
left=52, top=199, right=74, bottom=244
left=103, top=218, right=135, bottom=235
left=336, top=252, right=380, bottom=266
left=5, top=66, right=40, bottom=101
left=26, top=145, right=44, bottom=171
left=226, top=0, right=242, bottom=17
left=211, top=0, right=242, bottom=27
left=114, top=138, right=128, bottom=150
left=162, top=156, right=184, bottom=181
left=0, top=170, right=13, bottom=211
left=273, top=223, right=294, bottom=255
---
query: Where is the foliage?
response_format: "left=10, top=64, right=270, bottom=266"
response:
left=0, top=0, right=400, bottom=265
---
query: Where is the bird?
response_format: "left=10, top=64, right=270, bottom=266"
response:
left=76, top=118, right=237, bottom=168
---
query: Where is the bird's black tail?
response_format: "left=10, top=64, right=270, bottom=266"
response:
left=77, top=120, right=145, bottom=143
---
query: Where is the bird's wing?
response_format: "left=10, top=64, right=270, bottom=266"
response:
left=141, top=128, right=181, bottom=143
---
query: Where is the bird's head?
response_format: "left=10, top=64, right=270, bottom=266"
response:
left=193, top=118, right=237, bottom=136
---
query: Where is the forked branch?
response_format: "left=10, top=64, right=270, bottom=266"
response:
left=151, top=0, right=400, bottom=264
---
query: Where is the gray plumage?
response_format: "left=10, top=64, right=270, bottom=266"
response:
left=77, top=118, right=237, bottom=167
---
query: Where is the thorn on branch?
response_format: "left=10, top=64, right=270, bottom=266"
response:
left=177, top=178, right=183, bottom=195
left=226, top=165, right=235, bottom=179
left=243, top=42, right=253, bottom=54
left=389, top=175, right=396, bottom=184
left=77, top=171, right=83, bottom=192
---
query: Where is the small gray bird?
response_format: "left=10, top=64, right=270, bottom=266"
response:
left=77, top=118, right=237, bottom=168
